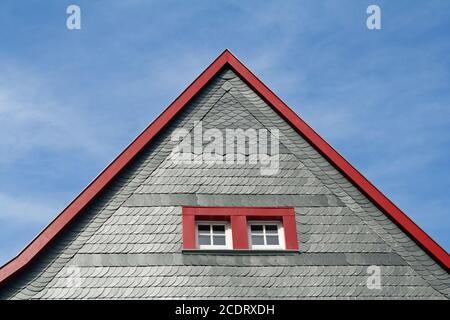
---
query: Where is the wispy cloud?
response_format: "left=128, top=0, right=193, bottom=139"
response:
left=0, top=63, right=114, bottom=165
left=0, top=192, right=59, bottom=265
left=0, top=192, right=57, bottom=223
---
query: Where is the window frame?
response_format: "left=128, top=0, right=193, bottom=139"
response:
left=195, top=221, right=233, bottom=249
left=182, top=207, right=298, bottom=251
left=247, top=221, right=285, bottom=250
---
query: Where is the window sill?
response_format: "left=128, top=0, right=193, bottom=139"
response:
left=182, top=249, right=301, bottom=255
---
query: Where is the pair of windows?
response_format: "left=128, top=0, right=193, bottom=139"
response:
left=182, top=207, right=298, bottom=251
left=196, top=221, right=284, bottom=250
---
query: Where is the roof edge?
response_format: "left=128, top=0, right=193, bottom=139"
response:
left=0, top=49, right=448, bottom=286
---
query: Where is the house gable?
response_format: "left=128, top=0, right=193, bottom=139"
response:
left=0, top=51, right=448, bottom=299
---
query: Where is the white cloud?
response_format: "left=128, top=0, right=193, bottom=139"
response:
left=0, top=64, right=113, bottom=166
left=0, top=192, right=57, bottom=223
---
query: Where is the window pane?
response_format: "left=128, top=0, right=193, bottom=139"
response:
left=212, top=225, right=225, bottom=233
left=266, top=235, right=279, bottom=245
left=250, top=225, right=263, bottom=233
left=198, top=225, right=210, bottom=232
left=198, top=234, right=211, bottom=245
left=265, top=225, right=278, bottom=234
left=213, top=235, right=226, bottom=246
left=251, top=235, right=265, bottom=245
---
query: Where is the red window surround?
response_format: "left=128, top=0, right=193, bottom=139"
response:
left=182, top=207, right=298, bottom=250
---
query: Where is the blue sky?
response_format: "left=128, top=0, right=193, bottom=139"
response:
left=0, top=0, right=449, bottom=265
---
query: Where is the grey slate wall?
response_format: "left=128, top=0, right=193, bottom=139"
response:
left=1, top=67, right=449, bottom=299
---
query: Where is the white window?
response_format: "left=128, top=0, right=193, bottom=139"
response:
left=248, top=221, right=285, bottom=249
left=196, top=222, right=232, bottom=249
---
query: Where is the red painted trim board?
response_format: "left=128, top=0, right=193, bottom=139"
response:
left=182, top=207, right=297, bottom=250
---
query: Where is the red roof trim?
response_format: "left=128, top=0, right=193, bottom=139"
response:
left=0, top=50, right=448, bottom=285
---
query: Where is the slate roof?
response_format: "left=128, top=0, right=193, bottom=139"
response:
left=0, top=53, right=449, bottom=299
